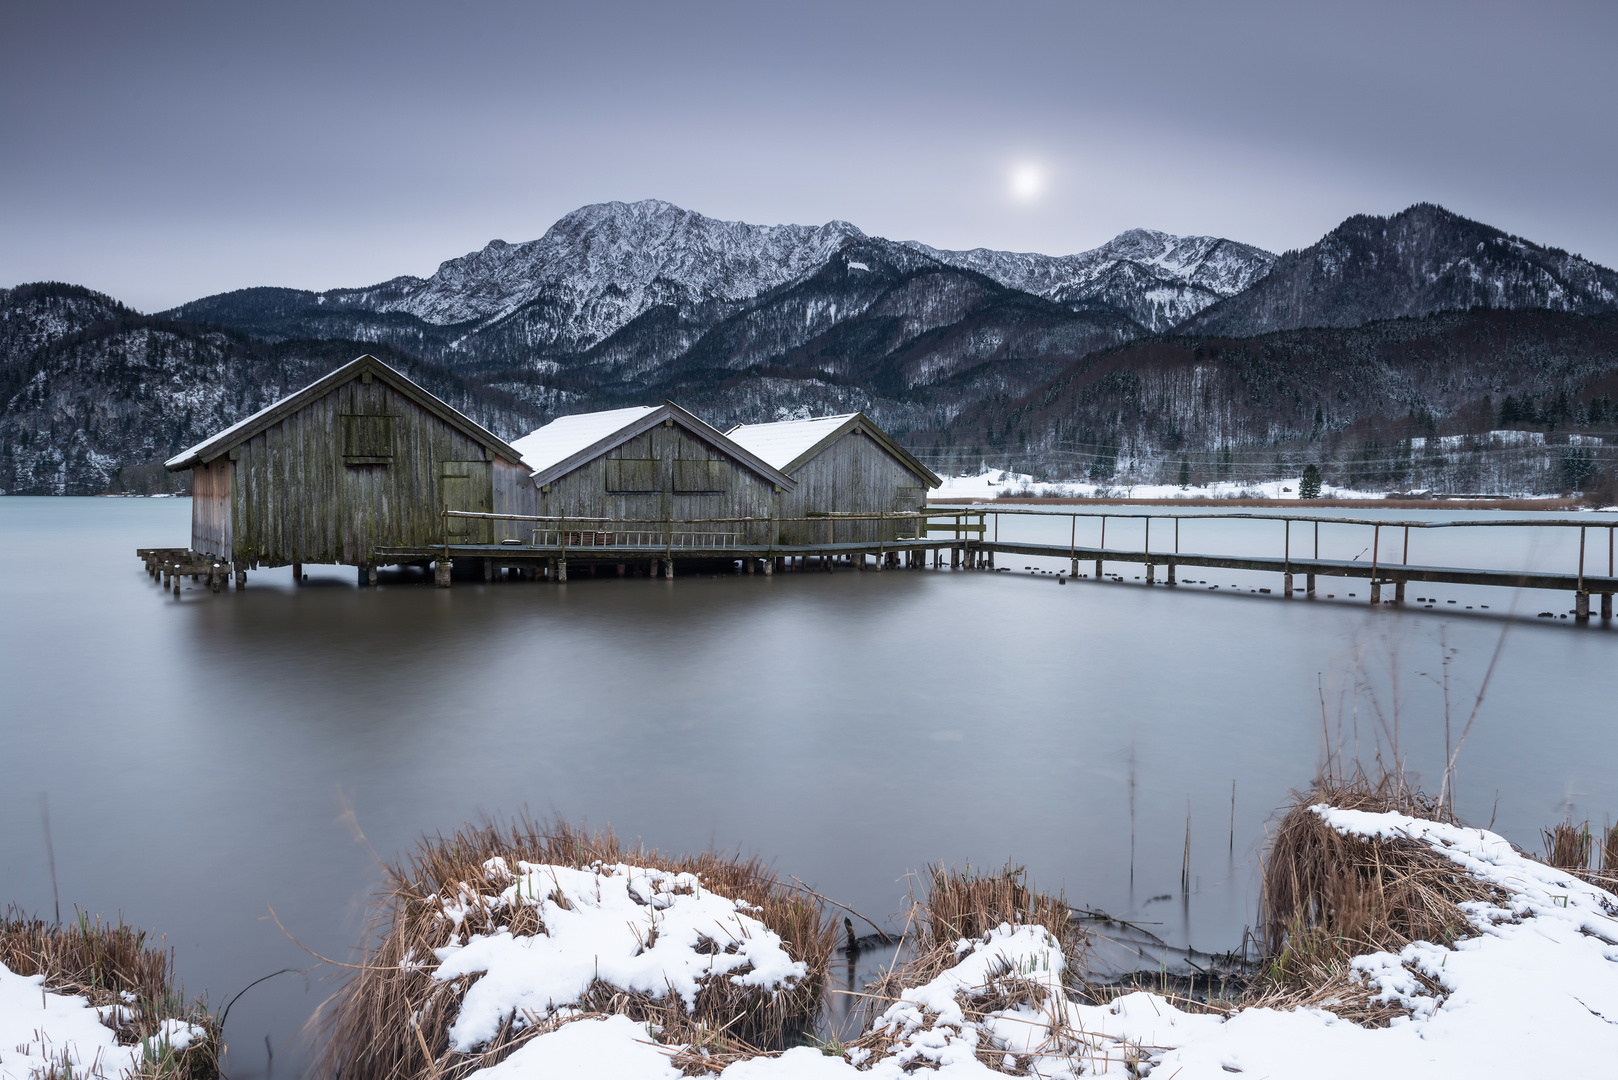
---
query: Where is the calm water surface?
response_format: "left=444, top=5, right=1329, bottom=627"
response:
left=2, top=497, right=1615, bottom=1075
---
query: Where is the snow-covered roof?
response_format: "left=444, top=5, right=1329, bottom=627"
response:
left=725, top=414, right=859, bottom=470
left=514, top=403, right=799, bottom=491
left=726, top=413, right=941, bottom=487
left=510, top=406, right=660, bottom=475
left=165, top=355, right=521, bottom=470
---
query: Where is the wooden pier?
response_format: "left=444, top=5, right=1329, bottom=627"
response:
left=138, top=507, right=1617, bottom=622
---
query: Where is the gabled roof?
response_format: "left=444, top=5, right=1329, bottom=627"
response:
left=510, top=406, right=660, bottom=474
left=164, top=355, right=524, bottom=470
left=726, top=412, right=942, bottom=488
left=519, top=402, right=798, bottom=491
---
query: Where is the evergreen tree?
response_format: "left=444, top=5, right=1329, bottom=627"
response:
left=1300, top=463, right=1322, bottom=499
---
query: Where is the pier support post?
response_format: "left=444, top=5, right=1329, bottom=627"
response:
left=558, top=559, right=569, bottom=582
left=483, top=559, right=493, bottom=582
left=1394, top=581, right=1405, bottom=605
left=434, top=559, right=452, bottom=588
left=292, top=561, right=303, bottom=583
left=1071, top=557, right=1079, bottom=579
left=1095, top=558, right=1103, bottom=580
left=1576, top=591, right=1590, bottom=622
left=987, top=549, right=994, bottom=569
left=234, top=563, right=247, bottom=590
left=874, top=552, right=884, bottom=572
left=1602, top=592, right=1612, bottom=621
left=745, top=558, right=754, bottom=574
left=358, top=565, right=367, bottom=586
left=1370, top=581, right=1382, bottom=605
left=1283, top=572, right=1293, bottom=596
left=763, top=558, right=773, bottom=576
left=618, top=563, right=626, bottom=577
left=1146, top=562, right=1155, bottom=585
left=664, top=559, right=674, bottom=579
left=950, top=546, right=959, bottom=569
left=1307, top=573, right=1316, bottom=598
left=1167, top=563, right=1176, bottom=585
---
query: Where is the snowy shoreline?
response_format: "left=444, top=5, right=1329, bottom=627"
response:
left=13, top=803, right=1610, bottom=1080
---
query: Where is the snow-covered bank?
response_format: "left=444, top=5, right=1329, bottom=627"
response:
left=0, top=963, right=204, bottom=1080
left=448, top=812, right=1618, bottom=1079
left=931, top=470, right=1385, bottom=501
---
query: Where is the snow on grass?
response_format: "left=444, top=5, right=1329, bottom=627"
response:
left=433, top=859, right=807, bottom=1052
left=0, top=963, right=203, bottom=1080
left=461, top=812, right=1618, bottom=1079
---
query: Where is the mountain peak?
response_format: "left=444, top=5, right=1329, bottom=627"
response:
left=1183, top=203, right=1618, bottom=335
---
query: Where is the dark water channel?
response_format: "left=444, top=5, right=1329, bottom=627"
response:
left=2, top=497, right=1615, bottom=1075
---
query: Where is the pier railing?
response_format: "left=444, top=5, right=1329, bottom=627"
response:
left=958, top=506, right=1617, bottom=587
left=437, top=507, right=989, bottom=558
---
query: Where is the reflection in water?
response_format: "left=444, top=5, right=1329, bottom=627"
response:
left=1, top=497, right=1614, bottom=1077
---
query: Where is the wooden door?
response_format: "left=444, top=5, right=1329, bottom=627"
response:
left=441, top=461, right=493, bottom=543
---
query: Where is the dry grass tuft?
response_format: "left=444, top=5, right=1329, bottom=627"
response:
left=848, top=864, right=1084, bottom=1073
left=314, top=818, right=835, bottom=1080
left=1253, top=775, right=1504, bottom=1026
left=0, top=909, right=219, bottom=1080
left=1542, top=820, right=1592, bottom=871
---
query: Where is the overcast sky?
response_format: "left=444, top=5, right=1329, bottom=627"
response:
left=4, top=0, right=1615, bottom=311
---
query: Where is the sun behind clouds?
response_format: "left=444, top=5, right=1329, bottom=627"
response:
left=1009, top=163, right=1045, bottom=201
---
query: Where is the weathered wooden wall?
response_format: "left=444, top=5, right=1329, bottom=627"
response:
left=775, top=430, right=926, bottom=543
left=191, top=456, right=232, bottom=557
left=538, top=423, right=778, bottom=543
left=221, top=377, right=528, bottom=565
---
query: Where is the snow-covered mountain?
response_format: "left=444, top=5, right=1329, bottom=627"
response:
left=168, top=201, right=1273, bottom=370
left=336, top=200, right=868, bottom=350
left=904, top=229, right=1276, bottom=331
left=1183, top=203, right=1618, bottom=336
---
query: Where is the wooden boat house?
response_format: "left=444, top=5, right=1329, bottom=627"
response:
left=511, top=402, right=797, bottom=547
left=164, top=355, right=532, bottom=580
left=725, top=413, right=940, bottom=544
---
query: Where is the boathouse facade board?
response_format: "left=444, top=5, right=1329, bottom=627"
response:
left=513, top=403, right=796, bottom=544
left=165, top=356, right=531, bottom=566
left=725, top=413, right=941, bottom=543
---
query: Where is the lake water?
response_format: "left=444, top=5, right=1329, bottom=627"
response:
left=2, top=497, right=1615, bottom=1076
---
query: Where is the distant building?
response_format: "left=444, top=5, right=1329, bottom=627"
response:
left=725, top=413, right=940, bottom=544
left=165, top=355, right=531, bottom=571
left=513, top=402, right=797, bottom=544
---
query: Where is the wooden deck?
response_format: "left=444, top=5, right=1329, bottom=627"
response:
left=138, top=506, right=1618, bottom=621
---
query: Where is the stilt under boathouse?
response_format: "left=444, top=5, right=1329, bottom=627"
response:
left=162, top=354, right=533, bottom=587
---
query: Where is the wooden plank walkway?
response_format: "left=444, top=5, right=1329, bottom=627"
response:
left=986, top=540, right=1618, bottom=596
left=139, top=505, right=1618, bottom=620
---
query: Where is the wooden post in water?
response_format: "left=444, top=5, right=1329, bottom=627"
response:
left=1369, top=525, right=1381, bottom=604
left=1576, top=526, right=1588, bottom=621
left=1284, top=519, right=1291, bottom=597
left=1096, top=516, right=1106, bottom=580
left=434, top=559, right=452, bottom=587
left=292, top=561, right=303, bottom=584
left=1308, top=519, right=1317, bottom=597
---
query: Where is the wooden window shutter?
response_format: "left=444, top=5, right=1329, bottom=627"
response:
left=343, top=414, right=395, bottom=465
